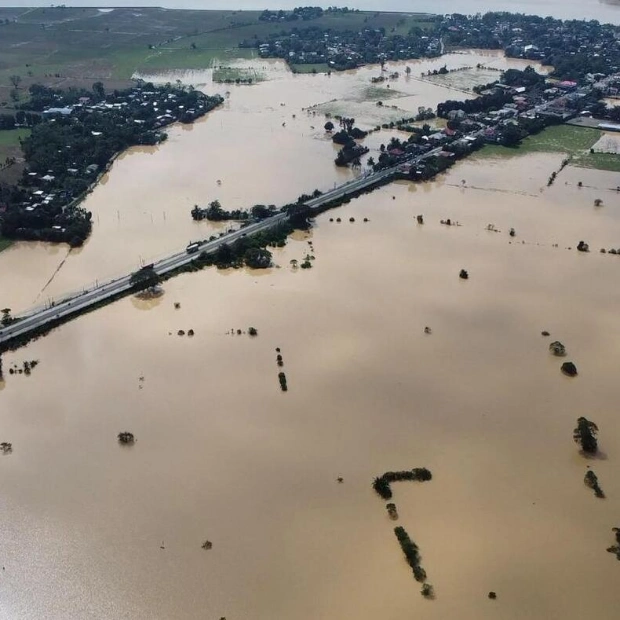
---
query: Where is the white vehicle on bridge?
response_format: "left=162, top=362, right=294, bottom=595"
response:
left=186, top=241, right=201, bottom=254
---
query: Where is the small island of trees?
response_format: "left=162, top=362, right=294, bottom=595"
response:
left=394, top=526, right=429, bottom=586
left=372, top=468, right=432, bottom=500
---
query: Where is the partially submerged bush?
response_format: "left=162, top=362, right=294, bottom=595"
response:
left=606, top=528, right=620, bottom=559
left=549, top=341, right=566, bottom=356
left=584, top=470, right=605, bottom=498
left=561, top=361, right=578, bottom=377
left=421, top=583, right=435, bottom=599
left=278, top=372, right=288, bottom=392
left=459, top=269, right=469, bottom=280
left=386, top=503, right=399, bottom=520
left=118, top=432, right=135, bottom=445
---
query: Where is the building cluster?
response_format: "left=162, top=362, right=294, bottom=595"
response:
left=370, top=70, right=604, bottom=179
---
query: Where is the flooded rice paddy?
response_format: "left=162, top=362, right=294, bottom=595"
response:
left=1, top=52, right=619, bottom=619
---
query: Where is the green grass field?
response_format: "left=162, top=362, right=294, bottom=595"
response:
left=473, top=124, right=620, bottom=171
left=0, top=7, right=439, bottom=84
left=0, top=236, right=13, bottom=253
left=0, top=128, right=30, bottom=148
left=479, top=125, right=602, bottom=159
left=571, top=151, right=620, bottom=172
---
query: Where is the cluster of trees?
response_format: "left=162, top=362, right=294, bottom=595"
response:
left=193, top=223, right=294, bottom=271
left=259, top=6, right=357, bottom=22
left=394, top=526, right=428, bottom=583
left=330, top=119, right=370, bottom=167
left=502, top=66, right=546, bottom=88
left=372, top=468, right=433, bottom=500
left=335, top=143, right=368, bottom=167
left=192, top=200, right=251, bottom=222
left=117, top=432, right=135, bottom=444
left=129, top=265, right=160, bottom=292
left=259, top=7, right=325, bottom=22
left=1, top=203, right=92, bottom=247
left=437, top=90, right=514, bottom=118
left=24, top=83, right=94, bottom=112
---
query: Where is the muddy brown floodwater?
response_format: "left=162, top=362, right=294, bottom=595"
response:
left=1, top=54, right=620, bottom=620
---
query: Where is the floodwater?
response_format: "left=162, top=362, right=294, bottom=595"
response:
left=1, top=54, right=620, bottom=620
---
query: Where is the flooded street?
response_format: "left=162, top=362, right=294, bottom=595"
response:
left=1, top=53, right=620, bottom=620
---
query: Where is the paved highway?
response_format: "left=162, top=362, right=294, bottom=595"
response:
left=0, top=146, right=442, bottom=347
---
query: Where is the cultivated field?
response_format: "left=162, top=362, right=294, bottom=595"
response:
left=476, top=125, right=620, bottom=170
left=0, top=7, right=438, bottom=99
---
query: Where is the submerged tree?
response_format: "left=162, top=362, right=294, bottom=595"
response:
left=394, top=526, right=427, bottom=583
left=421, top=583, right=435, bottom=599
left=573, top=417, right=598, bottom=454
left=1, top=308, right=12, bottom=326
left=0, top=442, right=13, bottom=454
left=584, top=469, right=605, bottom=498
left=130, top=266, right=160, bottom=292
left=606, top=528, right=620, bottom=559
left=118, top=432, right=135, bottom=445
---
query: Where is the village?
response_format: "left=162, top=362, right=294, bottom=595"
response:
left=325, top=65, right=615, bottom=183
left=252, top=11, right=620, bottom=81
left=0, top=83, right=223, bottom=246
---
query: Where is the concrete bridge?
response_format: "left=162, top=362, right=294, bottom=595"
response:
left=0, top=148, right=441, bottom=350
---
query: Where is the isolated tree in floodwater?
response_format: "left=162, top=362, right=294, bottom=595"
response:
left=324, top=121, right=334, bottom=132
left=573, top=417, right=598, bottom=454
